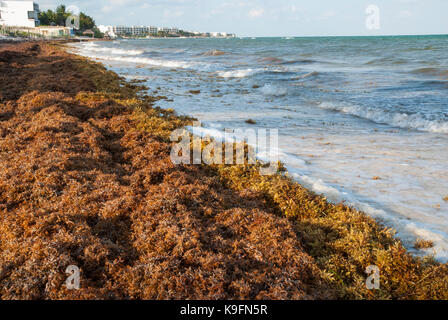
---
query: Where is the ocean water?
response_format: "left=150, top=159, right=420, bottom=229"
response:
left=71, top=36, right=448, bottom=261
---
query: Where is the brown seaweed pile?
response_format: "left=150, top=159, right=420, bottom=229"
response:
left=2, top=42, right=448, bottom=301
left=0, top=42, right=332, bottom=299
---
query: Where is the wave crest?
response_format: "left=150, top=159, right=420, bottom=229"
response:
left=80, top=54, right=198, bottom=69
left=82, top=44, right=144, bottom=56
left=318, top=102, right=448, bottom=134
left=201, top=50, right=227, bottom=56
left=216, top=69, right=259, bottom=78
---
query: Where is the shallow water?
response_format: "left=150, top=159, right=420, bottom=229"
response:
left=72, top=36, right=448, bottom=261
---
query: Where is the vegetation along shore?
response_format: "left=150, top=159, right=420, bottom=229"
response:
left=0, top=41, right=447, bottom=299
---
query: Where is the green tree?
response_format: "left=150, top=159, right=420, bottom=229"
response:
left=93, top=27, right=104, bottom=39
left=55, top=5, right=70, bottom=26
left=79, top=13, right=95, bottom=30
left=38, top=9, right=57, bottom=26
left=38, top=4, right=98, bottom=32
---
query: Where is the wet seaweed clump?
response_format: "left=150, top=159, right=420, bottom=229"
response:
left=415, top=240, right=435, bottom=250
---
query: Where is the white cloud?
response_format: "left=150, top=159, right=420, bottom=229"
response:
left=248, top=8, right=264, bottom=19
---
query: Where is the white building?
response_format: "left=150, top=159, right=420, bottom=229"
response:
left=0, top=1, right=40, bottom=28
left=36, top=26, right=73, bottom=37
left=149, top=26, right=157, bottom=34
left=210, top=32, right=233, bottom=38
left=98, top=25, right=116, bottom=38
left=158, top=27, right=170, bottom=33
left=113, top=25, right=132, bottom=36
left=112, top=25, right=151, bottom=36
left=132, top=25, right=149, bottom=35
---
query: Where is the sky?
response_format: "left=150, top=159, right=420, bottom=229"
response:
left=36, top=0, right=448, bottom=37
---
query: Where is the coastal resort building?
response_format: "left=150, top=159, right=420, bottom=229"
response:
left=36, top=26, right=74, bottom=37
left=149, top=26, right=158, bottom=35
left=113, top=25, right=132, bottom=36
left=111, top=25, right=181, bottom=37
left=132, top=26, right=149, bottom=36
left=158, top=27, right=171, bottom=34
left=0, top=0, right=40, bottom=28
left=112, top=25, right=150, bottom=37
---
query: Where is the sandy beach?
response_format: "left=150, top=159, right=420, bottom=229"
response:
left=0, top=41, right=447, bottom=300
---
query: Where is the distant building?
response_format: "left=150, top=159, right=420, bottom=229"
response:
left=113, top=25, right=133, bottom=36
left=98, top=25, right=116, bottom=38
left=132, top=25, right=149, bottom=36
left=110, top=24, right=233, bottom=38
left=36, top=26, right=73, bottom=37
left=112, top=25, right=151, bottom=36
left=158, top=27, right=170, bottom=33
left=209, top=32, right=235, bottom=38
left=149, top=26, right=157, bottom=34
left=0, top=0, right=40, bottom=28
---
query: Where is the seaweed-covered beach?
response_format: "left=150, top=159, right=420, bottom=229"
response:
left=0, top=41, right=447, bottom=300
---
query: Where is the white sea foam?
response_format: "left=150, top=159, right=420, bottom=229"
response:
left=216, top=69, right=258, bottom=78
left=83, top=46, right=144, bottom=56
left=78, top=53, right=198, bottom=70
left=187, top=124, right=448, bottom=262
left=260, top=84, right=287, bottom=96
left=318, top=102, right=448, bottom=133
left=287, top=169, right=448, bottom=263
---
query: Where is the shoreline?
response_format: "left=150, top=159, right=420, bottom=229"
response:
left=71, top=40, right=448, bottom=262
left=0, top=41, right=447, bottom=299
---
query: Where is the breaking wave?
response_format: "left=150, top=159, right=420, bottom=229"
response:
left=82, top=43, right=144, bottom=56
left=81, top=54, right=198, bottom=69
left=318, top=102, right=448, bottom=133
left=216, top=69, right=259, bottom=78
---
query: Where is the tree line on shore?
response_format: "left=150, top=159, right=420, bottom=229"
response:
left=38, top=5, right=103, bottom=38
